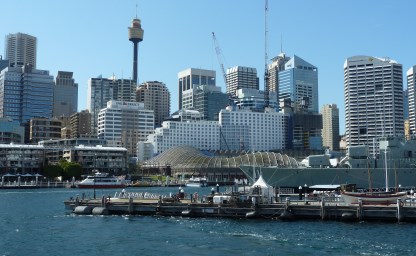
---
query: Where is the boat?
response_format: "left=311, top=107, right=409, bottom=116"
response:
left=185, top=177, right=208, bottom=187
left=77, top=172, right=127, bottom=189
left=239, top=136, right=416, bottom=190
left=341, top=191, right=408, bottom=205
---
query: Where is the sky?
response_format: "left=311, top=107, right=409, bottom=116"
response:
left=1, top=0, right=415, bottom=134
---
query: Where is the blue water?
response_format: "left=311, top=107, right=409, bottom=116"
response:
left=1, top=186, right=415, bottom=256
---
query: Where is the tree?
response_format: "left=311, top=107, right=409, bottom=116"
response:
left=43, top=165, right=63, bottom=179
left=62, top=162, right=83, bottom=180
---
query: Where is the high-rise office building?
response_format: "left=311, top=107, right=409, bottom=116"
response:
left=226, top=66, right=259, bottom=97
left=344, top=56, right=404, bottom=150
left=5, top=33, right=37, bottom=68
left=53, top=71, right=78, bottom=117
left=407, top=66, right=416, bottom=135
left=0, top=64, right=54, bottom=124
left=97, top=100, right=154, bottom=157
left=178, top=68, right=216, bottom=110
left=182, top=85, right=229, bottom=121
left=136, top=81, right=170, bottom=127
left=268, top=54, right=318, bottom=113
left=87, top=76, right=136, bottom=134
left=321, top=104, right=340, bottom=150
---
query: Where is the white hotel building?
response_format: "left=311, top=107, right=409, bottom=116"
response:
left=140, top=106, right=288, bottom=159
left=219, top=106, right=288, bottom=151
left=98, top=100, right=154, bottom=157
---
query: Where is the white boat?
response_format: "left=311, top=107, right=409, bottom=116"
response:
left=185, top=177, right=208, bottom=187
left=341, top=191, right=408, bottom=205
left=77, top=172, right=127, bottom=189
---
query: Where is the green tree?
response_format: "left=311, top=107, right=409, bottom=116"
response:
left=43, top=165, right=63, bottom=179
left=62, top=162, right=83, bottom=180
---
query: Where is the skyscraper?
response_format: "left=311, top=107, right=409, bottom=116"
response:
left=5, top=33, right=37, bottom=68
left=178, top=68, right=216, bottom=110
left=182, top=85, right=229, bottom=121
left=87, top=76, right=136, bottom=134
left=53, top=71, right=78, bottom=117
left=268, top=54, right=318, bottom=113
left=0, top=64, right=53, bottom=124
left=321, top=104, right=340, bottom=150
left=87, top=77, right=115, bottom=135
left=344, top=56, right=404, bottom=149
left=226, top=66, right=259, bottom=97
left=136, top=81, right=170, bottom=127
left=407, top=66, right=416, bottom=136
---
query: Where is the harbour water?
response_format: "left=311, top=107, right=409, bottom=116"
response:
left=1, top=186, right=415, bottom=256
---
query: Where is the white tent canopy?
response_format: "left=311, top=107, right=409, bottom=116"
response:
left=250, top=175, right=274, bottom=203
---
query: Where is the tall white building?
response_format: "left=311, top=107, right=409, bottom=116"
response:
left=219, top=107, right=288, bottom=151
left=226, top=66, right=259, bottom=97
left=97, top=100, right=154, bottom=157
left=321, top=104, right=340, bottom=150
left=5, top=33, right=37, bottom=68
left=178, top=68, right=216, bottom=110
left=344, top=56, right=404, bottom=149
left=407, top=66, right=416, bottom=135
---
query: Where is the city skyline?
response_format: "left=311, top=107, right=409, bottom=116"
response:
left=1, top=1, right=415, bottom=134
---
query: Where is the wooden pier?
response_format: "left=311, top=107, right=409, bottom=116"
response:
left=64, top=195, right=416, bottom=223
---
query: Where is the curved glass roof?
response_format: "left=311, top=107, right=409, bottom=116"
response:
left=143, top=146, right=300, bottom=169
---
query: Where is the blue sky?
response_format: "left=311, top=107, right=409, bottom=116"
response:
left=1, top=1, right=415, bottom=134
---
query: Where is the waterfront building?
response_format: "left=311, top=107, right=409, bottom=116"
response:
left=97, top=100, right=154, bottom=157
left=165, top=109, right=204, bottom=122
left=70, top=110, right=92, bottom=138
left=53, top=71, right=78, bottom=117
left=29, top=117, right=62, bottom=144
left=0, top=117, right=24, bottom=143
left=226, top=66, right=259, bottom=97
left=0, top=64, right=54, bottom=124
left=182, top=85, right=229, bottom=121
left=269, top=54, right=318, bottom=113
left=5, top=33, right=37, bottom=68
left=146, top=119, right=220, bottom=154
left=321, top=104, right=340, bottom=150
left=344, top=56, right=404, bottom=150
left=219, top=106, right=288, bottom=151
left=178, top=68, right=216, bottom=110
left=0, top=144, right=44, bottom=174
left=136, top=81, right=170, bottom=127
left=407, top=66, right=416, bottom=135
left=62, top=145, right=128, bottom=175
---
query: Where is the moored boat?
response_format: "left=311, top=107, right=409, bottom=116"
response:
left=77, top=172, right=127, bottom=189
left=185, top=177, right=208, bottom=187
left=341, top=191, right=408, bottom=205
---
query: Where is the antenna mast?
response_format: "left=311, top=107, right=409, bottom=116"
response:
left=264, top=0, right=270, bottom=108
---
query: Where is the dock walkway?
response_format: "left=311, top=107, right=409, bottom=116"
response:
left=64, top=195, right=416, bottom=223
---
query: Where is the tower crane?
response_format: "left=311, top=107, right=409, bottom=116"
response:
left=212, top=32, right=227, bottom=89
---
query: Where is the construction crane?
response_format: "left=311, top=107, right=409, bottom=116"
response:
left=212, top=32, right=227, bottom=88
left=264, top=0, right=270, bottom=107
